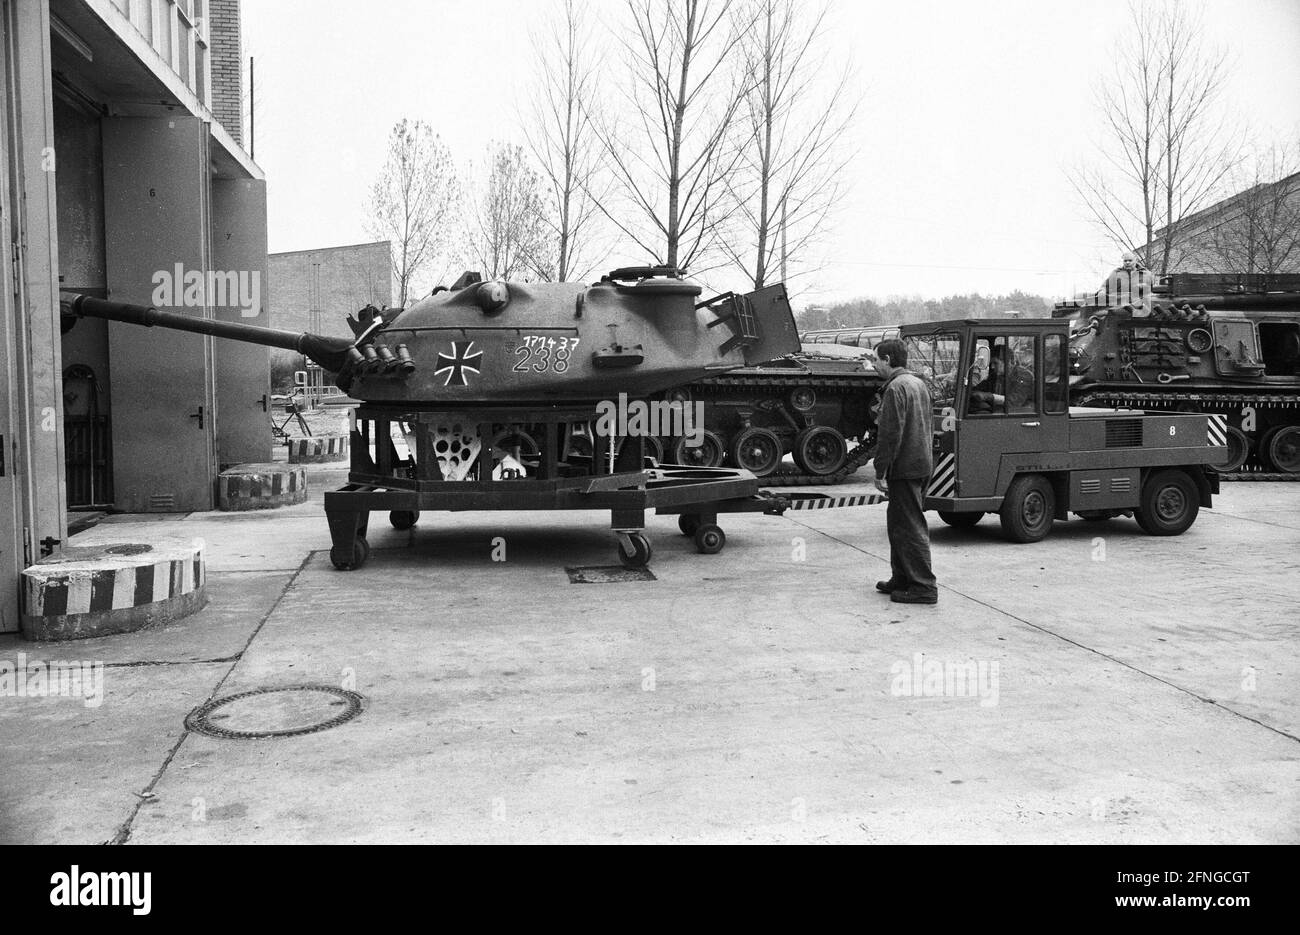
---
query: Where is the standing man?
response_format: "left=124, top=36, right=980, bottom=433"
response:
left=871, top=339, right=938, bottom=604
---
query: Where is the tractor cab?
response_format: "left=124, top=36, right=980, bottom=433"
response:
left=900, top=318, right=1223, bottom=542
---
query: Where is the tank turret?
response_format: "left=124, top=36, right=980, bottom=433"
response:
left=62, top=267, right=799, bottom=405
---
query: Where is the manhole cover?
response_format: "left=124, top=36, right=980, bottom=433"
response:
left=566, top=565, right=657, bottom=584
left=184, top=685, right=363, bottom=739
left=105, top=544, right=153, bottom=556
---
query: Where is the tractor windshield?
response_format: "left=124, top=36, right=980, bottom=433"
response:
left=904, top=332, right=962, bottom=409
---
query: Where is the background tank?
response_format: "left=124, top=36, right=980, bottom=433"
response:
left=649, top=342, right=882, bottom=482
left=1058, top=271, right=1300, bottom=477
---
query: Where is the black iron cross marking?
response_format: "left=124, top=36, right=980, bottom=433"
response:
left=434, top=341, right=483, bottom=387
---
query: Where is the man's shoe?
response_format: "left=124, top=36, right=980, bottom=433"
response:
left=890, top=589, right=938, bottom=605
left=876, top=579, right=903, bottom=594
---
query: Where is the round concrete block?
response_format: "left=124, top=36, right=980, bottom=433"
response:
left=218, top=463, right=308, bottom=511
left=287, top=435, right=348, bottom=463
left=20, top=539, right=207, bottom=642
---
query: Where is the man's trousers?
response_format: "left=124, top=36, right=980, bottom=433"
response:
left=886, top=476, right=937, bottom=597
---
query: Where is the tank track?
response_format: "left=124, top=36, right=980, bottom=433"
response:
left=759, top=440, right=877, bottom=487
left=691, top=370, right=879, bottom=486
left=1074, top=388, right=1300, bottom=481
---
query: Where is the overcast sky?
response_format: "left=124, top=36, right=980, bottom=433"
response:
left=242, top=0, right=1300, bottom=306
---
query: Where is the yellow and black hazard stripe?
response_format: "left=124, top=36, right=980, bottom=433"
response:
left=927, top=453, right=956, bottom=498
left=1206, top=413, right=1227, bottom=447
left=784, top=493, right=887, bottom=510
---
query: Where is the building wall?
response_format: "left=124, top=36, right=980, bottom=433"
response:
left=2, top=0, right=68, bottom=631
left=53, top=91, right=111, bottom=412
left=207, top=0, right=241, bottom=143
left=269, top=241, right=392, bottom=339
left=1156, top=175, right=1300, bottom=276
left=49, top=0, right=266, bottom=510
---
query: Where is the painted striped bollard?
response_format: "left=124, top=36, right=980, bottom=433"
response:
left=287, top=435, right=348, bottom=464
left=21, top=539, right=207, bottom=641
left=218, top=463, right=308, bottom=511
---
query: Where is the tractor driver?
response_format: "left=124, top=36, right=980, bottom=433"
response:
left=968, top=343, right=1033, bottom=414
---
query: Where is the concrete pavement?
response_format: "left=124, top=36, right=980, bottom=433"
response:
left=1, top=465, right=1296, bottom=843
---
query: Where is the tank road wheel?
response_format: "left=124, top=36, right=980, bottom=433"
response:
left=330, top=537, right=370, bottom=571
left=793, top=426, right=847, bottom=476
left=1262, top=426, right=1300, bottom=474
left=643, top=435, right=665, bottom=466
left=693, top=523, right=726, bottom=555
left=389, top=510, right=419, bottom=530
left=617, top=533, right=653, bottom=569
left=678, top=514, right=701, bottom=537
left=937, top=510, right=982, bottom=528
left=998, top=474, right=1055, bottom=543
left=728, top=427, right=783, bottom=476
left=1136, top=469, right=1199, bottom=536
left=788, top=386, right=817, bottom=412
left=1209, top=426, right=1251, bottom=473
left=671, top=430, right=725, bottom=468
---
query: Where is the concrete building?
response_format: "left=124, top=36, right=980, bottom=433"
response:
left=1, top=0, right=266, bottom=633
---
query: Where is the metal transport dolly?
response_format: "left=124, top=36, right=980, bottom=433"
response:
left=323, top=405, right=885, bottom=570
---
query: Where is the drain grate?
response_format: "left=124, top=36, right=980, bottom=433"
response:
left=566, top=565, right=657, bottom=584
left=184, top=685, right=364, bottom=739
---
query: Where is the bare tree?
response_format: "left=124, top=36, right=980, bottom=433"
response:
left=1204, top=142, right=1300, bottom=275
left=462, top=143, right=552, bottom=281
left=1070, top=1, right=1238, bottom=275
left=722, top=0, right=856, bottom=291
left=594, top=0, right=755, bottom=273
left=523, top=0, right=610, bottom=281
left=365, top=119, right=460, bottom=306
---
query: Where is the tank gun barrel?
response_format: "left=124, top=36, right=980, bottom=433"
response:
left=61, top=293, right=354, bottom=372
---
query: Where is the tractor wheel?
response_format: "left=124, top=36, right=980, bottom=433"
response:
left=678, top=514, right=701, bottom=537
left=937, top=510, right=982, bottom=528
left=671, top=430, right=725, bottom=468
left=1135, top=469, right=1199, bottom=536
left=998, top=474, right=1055, bottom=543
left=793, top=426, right=847, bottom=476
left=728, top=427, right=783, bottom=476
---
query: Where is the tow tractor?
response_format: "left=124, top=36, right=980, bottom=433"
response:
left=902, top=318, right=1227, bottom=542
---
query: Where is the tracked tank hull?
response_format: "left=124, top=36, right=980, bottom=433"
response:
left=1060, top=271, right=1300, bottom=478
left=650, top=345, right=883, bottom=484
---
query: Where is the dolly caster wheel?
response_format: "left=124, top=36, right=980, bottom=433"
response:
left=693, top=523, right=726, bottom=555
left=617, top=533, right=653, bottom=569
left=678, top=514, right=701, bottom=537
left=330, top=536, right=369, bottom=570
left=389, top=510, right=419, bottom=530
